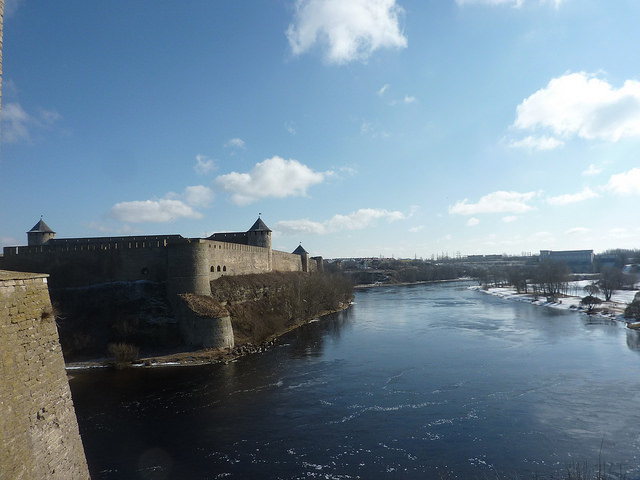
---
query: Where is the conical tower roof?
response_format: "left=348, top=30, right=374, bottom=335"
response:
left=248, top=217, right=271, bottom=232
left=292, top=244, right=308, bottom=255
left=27, top=219, right=55, bottom=234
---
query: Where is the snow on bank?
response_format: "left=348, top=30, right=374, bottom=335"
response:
left=469, top=282, right=639, bottom=323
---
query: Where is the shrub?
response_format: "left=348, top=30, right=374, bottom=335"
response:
left=107, top=342, right=140, bottom=367
left=580, top=295, right=602, bottom=313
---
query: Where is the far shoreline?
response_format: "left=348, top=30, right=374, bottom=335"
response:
left=470, top=283, right=638, bottom=326
left=354, top=277, right=471, bottom=290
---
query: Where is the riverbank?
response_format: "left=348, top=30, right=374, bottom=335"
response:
left=470, top=283, right=639, bottom=323
left=66, top=301, right=352, bottom=370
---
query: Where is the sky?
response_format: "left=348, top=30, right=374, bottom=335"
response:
left=1, top=0, right=640, bottom=259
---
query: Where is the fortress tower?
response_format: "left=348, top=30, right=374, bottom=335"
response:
left=292, top=243, right=310, bottom=272
left=27, top=219, right=56, bottom=246
left=246, top=217, right=272, bottom=249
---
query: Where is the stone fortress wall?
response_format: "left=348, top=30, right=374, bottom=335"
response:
left=0, top=271, right=90, bottom=480
left=0, top=218, right=322, bottom=296
left=0, top=218, right=323, bottom=350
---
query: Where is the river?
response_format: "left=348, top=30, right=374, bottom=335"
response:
left=69, top=281, right=640, bottom=479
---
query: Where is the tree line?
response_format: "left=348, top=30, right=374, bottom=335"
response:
left=475, top=261, right=637, bottom=302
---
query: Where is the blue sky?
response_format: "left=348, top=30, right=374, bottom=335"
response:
left=2, top=0, right=640, bottom=259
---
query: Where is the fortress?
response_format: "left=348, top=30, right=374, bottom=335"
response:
left=0, top=217, right=322, bottom=298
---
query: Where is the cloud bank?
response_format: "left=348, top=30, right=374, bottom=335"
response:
left=286, top=0, right=407, bottom=64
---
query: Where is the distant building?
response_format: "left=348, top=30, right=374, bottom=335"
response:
left=539, top=249, right=594, bottom=273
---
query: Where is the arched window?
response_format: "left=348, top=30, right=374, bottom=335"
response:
left=210, top=266, right=215, bottom=272
left=217, top=266, right=221, bottom=272
left=223, top=266, right=227, bottom=272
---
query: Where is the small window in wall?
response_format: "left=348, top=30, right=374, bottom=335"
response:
left=210, top=266, right=215, bottom=272
left=217, top=266, right=221, bottom=272
left=223, top=266, right=227, bottom=272
left=141, top=267, right=149, bottom=276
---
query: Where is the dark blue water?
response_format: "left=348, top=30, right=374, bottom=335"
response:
left=70, top=282, right=640, bottom=479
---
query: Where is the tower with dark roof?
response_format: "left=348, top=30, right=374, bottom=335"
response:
left=246, top=216, right=272, bottom=249
left=292, top=243, right=310, bottom=272
left=27, top=219, right=56, bottom=246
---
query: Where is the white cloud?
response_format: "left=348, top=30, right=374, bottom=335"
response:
left=378, top=83, right=390, bottom=96
left=455, top=0, right=562, bottom=7
left=225, top=137, right=245, bottom=149
left=1, top=102, right=61, bottom=143
left=449, top=190, right=537, bottom=215
left=276, top=208, right=405, bottom=235
left=513, top=72, right=640, bottom=143
left=404, top=95, right=416, bottom=104
left=466, top=217, right=480, bottom=227
left=215, top=156, right=328, bottom=205
left=194, top=154, right=216, bottom=175
left=582, top=164, right=603, bottom=176
left=604, top=168, right=640, bottom=195
left=183, top=185, right=215, bottom=207
left=286, top=0, right=407, bottom=64
left=110, top=185, right=213, bottom=223
left=508, top=135, right=564, bottom=151
left=565, top=227, right=590, bottom=235
left=110, top=199, right=202, bottom=223
left=546, top=187, right=599, bottom=205
left=502, top=215, right=518, bottom=223
left=409, top=225, right=424, bottom=232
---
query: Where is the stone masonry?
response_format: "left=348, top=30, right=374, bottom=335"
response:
left=0, top=270, right=90, bottom=480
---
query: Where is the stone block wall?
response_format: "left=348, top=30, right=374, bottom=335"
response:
left=2, top=240, right=171, bottom=289
left=0, top=271, right=90, bottom=480
left=272, top=250, right=303, bottom=272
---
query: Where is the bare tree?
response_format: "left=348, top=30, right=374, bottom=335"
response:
left=599, top=267, right=623, bottom=302
left=535, top=260, right=570, bottom=299
left=584, top=283, right=600, bottom=298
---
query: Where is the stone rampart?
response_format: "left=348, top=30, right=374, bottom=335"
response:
left=272, top=250, right=303, bottom=272
left=0, top=271, right=90, bottom=480
left=207, top=240, right=272, bottom=278
left=1, top=247, right=168, bottom=289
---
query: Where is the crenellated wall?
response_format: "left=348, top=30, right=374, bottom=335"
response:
left=0, top=271, right=90, bottom=480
